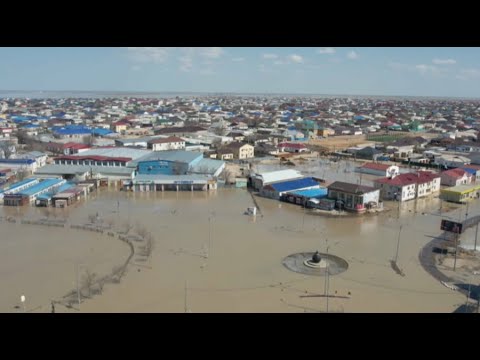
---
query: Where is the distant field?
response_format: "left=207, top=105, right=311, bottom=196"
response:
left=366, top=134, right=403, bottom=142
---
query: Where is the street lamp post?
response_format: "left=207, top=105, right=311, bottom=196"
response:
left=395, top=224, right=403, bottom=264
left=453, top=233, right=459, bottom=272
left=75, top=263, right=87, bottom=308
left=20, top=295, right=26, bottom=313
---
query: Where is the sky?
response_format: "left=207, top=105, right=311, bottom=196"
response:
left=0, top=47, right=479, bottom=97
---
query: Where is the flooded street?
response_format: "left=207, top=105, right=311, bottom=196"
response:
left=1, top=180, right=475, bottom=313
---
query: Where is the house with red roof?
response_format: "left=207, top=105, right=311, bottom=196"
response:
left=356, top=162, right=400, bottom=177
left=440, top=168, right=473, bottom=187
left=277, top=142, right=308, bottom=153
left=374, top=171, right=441, bottom=201
left=46, top=142, right=91, bottom=155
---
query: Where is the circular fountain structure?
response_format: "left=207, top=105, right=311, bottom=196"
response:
left=282, top=251, right=348, bottom=276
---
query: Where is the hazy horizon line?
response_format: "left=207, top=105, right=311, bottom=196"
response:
left=0, top=89, right=479, bottom=100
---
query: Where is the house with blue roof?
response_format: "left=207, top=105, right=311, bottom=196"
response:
left=53, top=125, right=92, bottom=139
left=91, top=128, right=116, bottom=137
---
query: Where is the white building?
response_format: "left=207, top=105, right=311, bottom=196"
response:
left=250, top=169, right=304, bottom=191
left=434, top=154, right=471, bottom=168
left=355, top=162, right=400, bottom=177
left=147, top=136, right=186, bottom=151
left=374, top=171, right=441, bottom=202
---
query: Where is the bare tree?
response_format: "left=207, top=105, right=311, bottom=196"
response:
left=81, top=269, right=97, bottom=297
left=143, top=233, right=155, bottom=257
left=15, top=168, right=30, bottom=181
left=213, top=121, right=228, bottom=136
left=111, top=265, right=124, bottom=283
left=222, top=168, right=233, bottom=184
left=135, top=222, right=149, bottom=239
left=211, top=137, right=222, bottom=148
left=120, top=220, right=134, bottom=234
left=97, top=278, right=106, bottom=294
left=0, top=140, right=15, bottom=159
left=82, top=135, right=95, bottom=146
left=105, top=218, right=115, bottom=229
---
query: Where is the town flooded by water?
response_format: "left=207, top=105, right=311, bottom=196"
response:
left=1, top=176, right=474, bottom=312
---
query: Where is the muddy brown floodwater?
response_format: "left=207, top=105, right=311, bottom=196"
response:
left=0, top=184, right=472, bottom=313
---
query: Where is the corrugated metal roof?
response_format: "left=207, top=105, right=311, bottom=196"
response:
left=270, top=177, right=319, bottom=192
left=189, top=158, right=225, bottom=175
left=78, top=148, right=151, bottom=161
left=35, top=164, right=134, bottom=176
left=21, top=178, right=65, bottom=196
left=256, top=169, right=304, bottom=184
left=291, top=188, right=328, bottom=198
left=0, top=177, right=38, bottom=193
left=131, top=151, right=203, bottom=166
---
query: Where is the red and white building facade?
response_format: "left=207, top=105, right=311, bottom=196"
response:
left=440, top=168, right=473, bottom=187
left=277, top=142, right=308, bottom=153
left=374, top=171, right=441, bottom=202
left=356, top=162, right=400, bottom=177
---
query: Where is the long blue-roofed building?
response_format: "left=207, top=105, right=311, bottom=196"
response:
left=3, top=178, right=66, bottom=206
left=260, top=177, right=321, bottom=199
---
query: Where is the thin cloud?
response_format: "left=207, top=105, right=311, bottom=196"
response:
left=456, top=68, right=480, bottom=80
left=415, top=64, right=439, bottom=74
left=199, top=47, right=223, bottom=59
left=388, top=62, right=409, bottom=70
left=131, top=65, right=142, bottom=71
left=179, top=55, right=193, bottom=72
left=232, top=57, right=245, bottom=62
left=262, top=53, right=278, bottom=60
left=317, top=47, right=336, bottom=55
left=127, top=47, right=172, bottom=63
left=288, top=54, right=304, bottom=64
left=347, top=51, right=358, bottom=60
left=432, top=58, right=456, bottom=65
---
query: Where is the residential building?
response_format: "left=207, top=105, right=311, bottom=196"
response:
left=374, top=171, right=441, bottom=201
left=356, top=163, right=400, bottom=177
left=440, top=184, right=480, bottom=203
left=277, top=142, right=308, bottom=153
left=147, top=136, right=186, bottom=151
left=327, top=181, right=380, bottom=212
left=440, top=168, right=473, bottom=187
left=434, top=154, right=471, bottom=168
left=460, top=164, right=480, bottom=182
left=221, top=142, right=254, bottom=160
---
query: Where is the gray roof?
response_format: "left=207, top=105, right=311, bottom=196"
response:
left=35, top=164, right=134, bottom=176
left=189, top=158, right=225, bottom=175
left=129, top=150, right=203, bottom=167
left=77, top=147, right=152, bottom=160
left=115, top=136, right=165, bottom=145
left=328, top=181, right=377, bottom=194
left=133, top=174, right=212, bottom=184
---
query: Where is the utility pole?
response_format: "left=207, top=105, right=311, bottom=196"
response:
left=453, top=232, right=459, bottom=272
left=325, top=264, right=330, bottom=313
left=184, top=280, right=189, bottom=313
left=475, top=222, right=478, bottom=252
left=208, top=216, right=212, bottom=256
left=394, top=225, right=403, bottom=264
left=76, top=263, right=81, bottom=308
left=302, top=204, right=306, bottom=230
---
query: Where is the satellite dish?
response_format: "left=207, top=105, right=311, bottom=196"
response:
left=20, top=295, right=25, bottom=303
